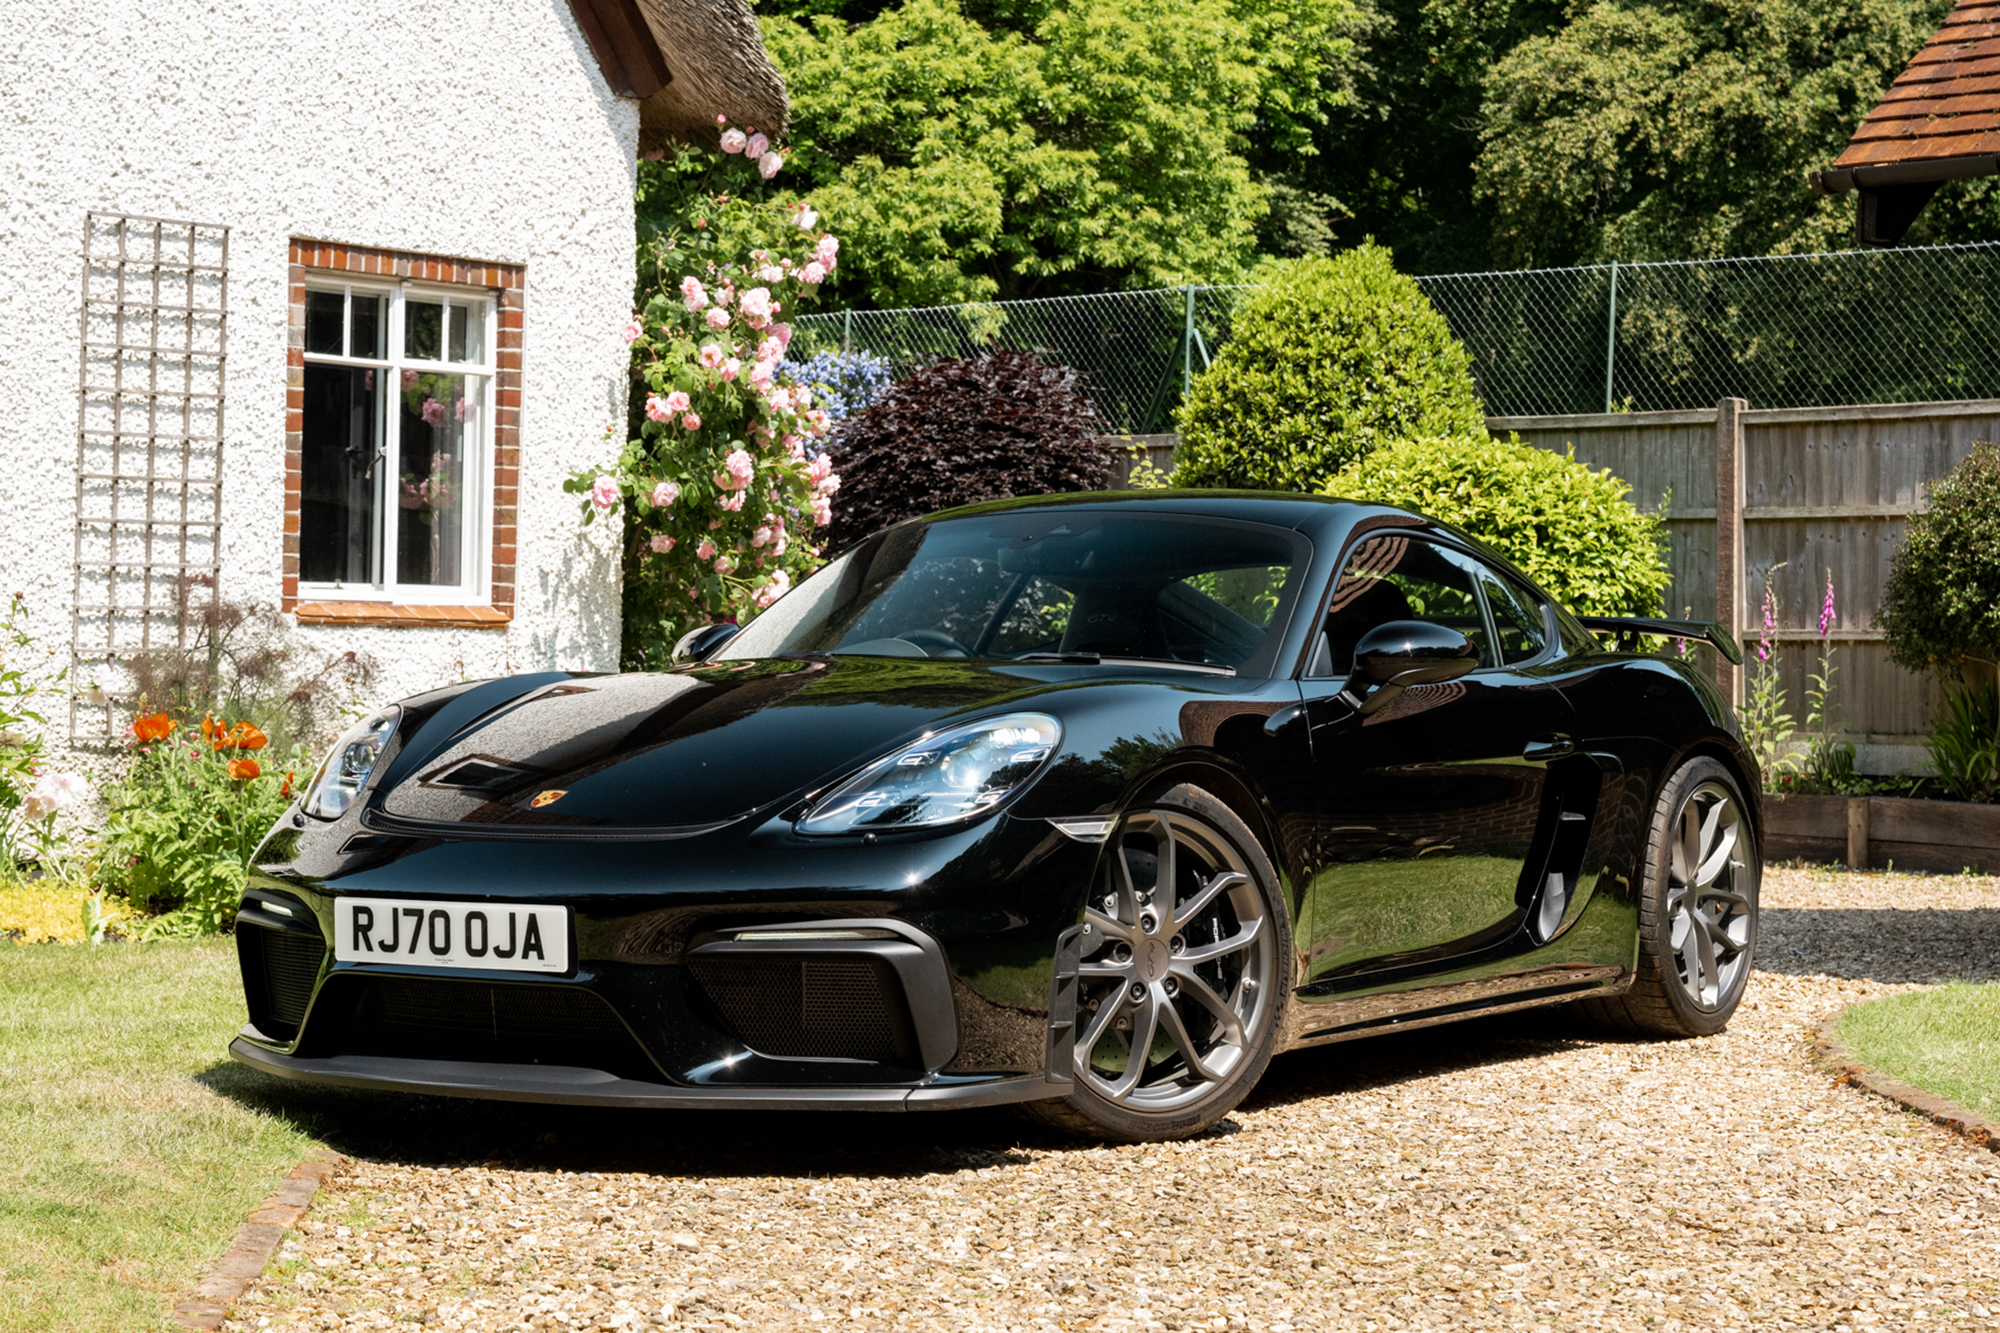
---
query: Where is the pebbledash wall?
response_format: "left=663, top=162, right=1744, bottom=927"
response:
left=0, top=0, right=635, bottom=766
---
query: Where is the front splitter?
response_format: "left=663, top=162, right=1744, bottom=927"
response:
left=229, top=1038, right=1066, bottom=1112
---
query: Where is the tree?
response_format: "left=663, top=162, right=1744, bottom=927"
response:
left=1475, top=0, right=1967, bottom=268
left=756, top=0, right=1367, bottom=306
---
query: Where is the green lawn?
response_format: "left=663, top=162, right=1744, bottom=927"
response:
left=0, top=939, right=330, bottom=1332
left=1835, top=981, right=2000, bottom=1123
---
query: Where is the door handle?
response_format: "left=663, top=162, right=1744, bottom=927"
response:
left=1523, top=733, right=1577, bottom=762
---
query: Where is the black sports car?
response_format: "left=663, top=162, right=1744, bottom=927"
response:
left=232, top=492, right=1760, bottom=1141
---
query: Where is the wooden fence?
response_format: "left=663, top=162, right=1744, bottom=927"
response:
left=1113, top=398, right=2000, bottom=754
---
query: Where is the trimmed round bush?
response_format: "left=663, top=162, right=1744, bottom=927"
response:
left=1882, top=441, right=2000, bottom=679
left=1172, top=247, right=1487, bottom=492
left=826, top=351, right=1114, bottom=548
left=1329, top=434, right=1670, bottom=616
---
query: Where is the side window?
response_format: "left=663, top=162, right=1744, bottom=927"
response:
left=985, top=576, right=1076, bottom=656
left=1469, top=564, right=1549, bottom=666
left=1307, top=534, right=1495, bottom=675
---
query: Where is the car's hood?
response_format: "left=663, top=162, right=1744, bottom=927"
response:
left=371, top=657, right=1079, bottom=833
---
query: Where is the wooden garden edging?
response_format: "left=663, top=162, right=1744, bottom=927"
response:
left=1765, top=793, right=2000, bottom=873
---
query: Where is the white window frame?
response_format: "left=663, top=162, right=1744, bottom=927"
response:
left=297, top=278, right=496, bottom=605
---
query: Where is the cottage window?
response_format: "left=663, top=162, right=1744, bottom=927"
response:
left=298, top=282, right=494, bottom=599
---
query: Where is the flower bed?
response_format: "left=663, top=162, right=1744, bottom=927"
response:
left=1764, top=792, right=2000, bottom=872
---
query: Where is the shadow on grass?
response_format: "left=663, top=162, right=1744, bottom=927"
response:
left=193, top=1005, right=1592, bottom=1179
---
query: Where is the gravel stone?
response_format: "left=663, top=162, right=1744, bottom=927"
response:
left=222, top=865, right=2000, bottom=1331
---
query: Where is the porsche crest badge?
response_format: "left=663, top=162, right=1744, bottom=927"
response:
left=529, top=789, right=567, bottom=809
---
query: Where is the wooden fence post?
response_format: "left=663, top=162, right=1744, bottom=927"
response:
left=1714, top=397, right=1748, bottom=707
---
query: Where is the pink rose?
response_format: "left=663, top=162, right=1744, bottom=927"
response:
left=816, top=471, right=841, bottom=498
left=815, top=235, right=839, bottom=271
left=752, top=525, right=774, bottom=547
left=720, top=357, right=741, bottom=382
left=457, top=397, right=474, bottom=422
left=591, top=475, right=620, bottom=511
left=714, top=554, right=737, bottom=575
left=704, top=307, right=731, bottom=331
left=757, top=264, right=785, bottom=284
left=622, top=317, right=643, bottom=343
left=720, top=128, right=748, bottom=155
left=402, top=368, right=419, bottom=387
left=722, top=492, right=745, bottom=512
left=421, top=397, right=446, bottom=427
left=698, top=342, right=725, bottom=369
left=682, top=412, right=702, bottom=431
left=811, top=496, right=833, bottom=527
left=715, top=112, right=728, bottom=126
left=755, top=337, right=783, bottom=363
left=680, top=277, right=707, bottom=312
left=800, top=261, right=826, bottom=286
left=754, top=570, right=791, bottom=608
left=650, top=533, right=676, bottom=554
left=770, top=323, right=793, bottom=350
left=645, top=396, right=671, bottom=423
left=696, top=538, right=716, bottom=561
left=738, top=287, right=773, bottom=329
left=807, top=454, right=833, bottom=484
left=758, top=151, right=782, bottom=180
left=664, top=390, right=691, bottom=414
left=650, top=480, right=680, bottom=508
left=746, top=132, right=770, bottom=159
left=748, top=359, right=775, bottom=387
left=724, top=449, right=754, bottom=486
left=795, top=207, right=818, bottom=229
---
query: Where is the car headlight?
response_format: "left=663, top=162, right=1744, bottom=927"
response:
left=797, top=713, right=1061, bottom=835
left=302, top=707, right=402, bottom=819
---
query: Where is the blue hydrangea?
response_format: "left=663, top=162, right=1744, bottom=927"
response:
left=781, top=349, right=895, bottom=423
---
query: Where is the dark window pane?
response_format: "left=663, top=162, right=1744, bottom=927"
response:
left=405, top=300, right=443, bottom=361
left=1313, top=536, right=1492, bottom=673
left=1473, top=565, right=1548, bottom=665
left=351, top=293, right=384, bottom=359
left=300, top=364, right=380, bottom=585
left=447, top=303, right=469, bottom=362
left=304, top=291, right=344, bottom=355
left=396, top=373, right=473, bottom=587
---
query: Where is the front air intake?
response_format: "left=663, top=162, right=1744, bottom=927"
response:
left=236, top=902, right=328, bottom=1042
left=685, top=954, right=918, bottom=1066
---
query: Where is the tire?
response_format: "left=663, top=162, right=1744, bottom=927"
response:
left=1575, top=755, right=1759, bottom=1038
left=1021, top=784, right=1291, bottom=1142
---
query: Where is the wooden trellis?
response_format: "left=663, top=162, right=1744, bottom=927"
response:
left=69, top=212, right=230, bottom=743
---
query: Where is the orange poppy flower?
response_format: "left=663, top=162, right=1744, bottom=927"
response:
left=227, top=758, right=261, bottom=781
left=279, top=770, right=297, bottom=798
left=201, top=715, right=222, bottom=745
left=227, top=721, right=268, bottom=751
left=132, top=712, right=174, bottom=744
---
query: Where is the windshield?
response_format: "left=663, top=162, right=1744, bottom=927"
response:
left=717, top=510, right=1312, bottom=676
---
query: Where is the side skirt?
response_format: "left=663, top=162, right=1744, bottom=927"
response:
left=1286, top=966, right=1629, bottom=1050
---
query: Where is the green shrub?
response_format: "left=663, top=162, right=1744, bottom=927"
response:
left=1327, top=434, right=1670, bottom=617
left=98, top=719, right=309, bottom=936
left=1881, top=442, right=2000, bottom=683
left=1171, top=248, right=1487, bottom=492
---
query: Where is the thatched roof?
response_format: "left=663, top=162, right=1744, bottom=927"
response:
left=568, top=0, right=788, bottom=152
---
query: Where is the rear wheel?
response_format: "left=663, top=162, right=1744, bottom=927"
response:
left=1576, top=756, right=1759, bottom=1037
left=1022, top=785, right=1289, bottom=1142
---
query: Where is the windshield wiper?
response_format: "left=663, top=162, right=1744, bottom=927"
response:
left=1013, top=652, right=1236, bottom=676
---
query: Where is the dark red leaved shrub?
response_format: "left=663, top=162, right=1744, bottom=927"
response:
left=826, top=352, right=1115, bottom=548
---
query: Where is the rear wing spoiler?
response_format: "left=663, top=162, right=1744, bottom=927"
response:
left=1574, top=616, right=1744, bottom=666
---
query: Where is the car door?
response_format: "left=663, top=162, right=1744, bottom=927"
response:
left=1290, top=531, right=1579, bottom=992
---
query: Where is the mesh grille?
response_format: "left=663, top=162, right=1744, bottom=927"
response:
left=686, top=955, right=912, bottom=1065
left=241, top=923, right=326, bottom=1040
left=323, top=977, right=662, bottom=1082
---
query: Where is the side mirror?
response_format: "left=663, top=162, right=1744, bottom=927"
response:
left=673, top=622, right=740, bottom=664
left=1348, top=620, right=1478, bottom=714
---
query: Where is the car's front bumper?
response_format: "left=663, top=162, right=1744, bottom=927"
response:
left=228, top=1037, right=1069, bottom=1110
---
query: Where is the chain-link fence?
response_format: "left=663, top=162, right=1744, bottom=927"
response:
left=790, top=242, right=2000, bottom=428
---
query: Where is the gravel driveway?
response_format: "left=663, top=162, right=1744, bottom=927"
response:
left=222, top=866, right=2000, bottom=1332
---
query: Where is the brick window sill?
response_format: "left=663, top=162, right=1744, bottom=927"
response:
left=293, top=601, right=511, bottom=629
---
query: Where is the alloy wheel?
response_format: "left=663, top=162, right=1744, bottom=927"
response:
left=1074, top=808, right=1275, bottom=1111
left=1665, top=779, right=1755, bottom=1010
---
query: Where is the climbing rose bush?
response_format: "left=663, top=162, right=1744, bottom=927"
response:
left=567, top=123, right=842, bottom=667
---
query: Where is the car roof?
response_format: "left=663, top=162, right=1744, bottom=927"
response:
left=917, top=488, right=1380, bottom=536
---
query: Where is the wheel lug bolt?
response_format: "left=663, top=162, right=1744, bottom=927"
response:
left=1170, top=935, right=1185, bottom=954
left=1164, top=977, right=1179, bottom=997
left=1129, top=982, right=1146, bottom=1002
left=1139, top=913, right=1158, bottom=935
left=1112, top=944, right=1131, bottom=964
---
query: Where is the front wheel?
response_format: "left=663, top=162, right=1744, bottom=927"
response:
left=1576, top=755, right=1759, bottom=1037
left=1022, top=784, right=1290, bottom=1142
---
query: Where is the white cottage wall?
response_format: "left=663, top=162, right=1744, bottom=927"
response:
left=0, top=0, right=634, bottom=770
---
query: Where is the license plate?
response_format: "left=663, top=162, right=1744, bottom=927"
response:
left=333, top=898, right=570, bottom=974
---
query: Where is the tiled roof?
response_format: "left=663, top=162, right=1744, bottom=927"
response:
left=1834, top=0, right=2000, bottom=168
